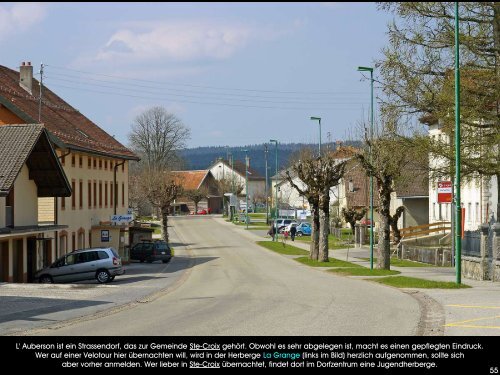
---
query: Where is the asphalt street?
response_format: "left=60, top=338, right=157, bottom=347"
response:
left=32, top=216, right=420, bottom=336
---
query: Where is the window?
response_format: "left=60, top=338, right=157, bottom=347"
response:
left=79, top=180, right=83, bottom=209
left=122, top=163, right=125, bottom=172
left=105, top=182, right=108, bottom=207
left=99, top=159, right=102, bottom=169
left=71, top=155, right=75, bottom=167
left=88, top=157, right=92, bottom=169
left=99, top=181, right=102, bottom=208
left=98, top=251, right=109, bottom=259
left=122, top=182, right=125, bottom=207
left=71, top=180, right=76, bottom=209
left=475, top=203, right=480, bottom=224
left=110, top=161, right=113, bottom=170
left=110, top=180, right=114, bottom=207
left=93, top=181, right=97, bottom=208
left=61, top=196, right=65, bottom=210
left=104, top=160, right=108, bottom=170
left=93, top=158, right=96, bottom=169
left=88, top=181, right=92, bottom=208
left=79, top=156, right=83, bottom=168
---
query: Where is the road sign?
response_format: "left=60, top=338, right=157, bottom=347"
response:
left=437, top=181, right=452, bottom=203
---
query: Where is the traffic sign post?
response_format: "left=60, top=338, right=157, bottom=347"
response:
left=437, top=181, right=452, bottom=204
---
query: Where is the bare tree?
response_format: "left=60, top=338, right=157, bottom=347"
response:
left=185, top=188, right=208, bottom=213
left=355, top=120, right=427, bottom=270
left=128, top=107, right=190, bottom=242
left=217, top=177, right=243, bottom=217
left=342, top=207, right=367, bottom=234
left=251, top=187, right=266, bottom=211
left=317, top=154, right=346, bottom=262
left=139, top=169, right=181, bottom=244
left=129, top=107, right=190, bottom=170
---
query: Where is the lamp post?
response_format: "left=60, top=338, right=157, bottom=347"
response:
left=310, top=116, right=322, bottom=157
left=270, top=139, right=278, bottom=241
left=454, top=2, right=462, bottom=284
left=357, top=65, right=374, bottom=270
left=264, top=144, right=269, bottom=225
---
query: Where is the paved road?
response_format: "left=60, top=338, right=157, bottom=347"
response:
left=36, top=216, right=420, bottom=336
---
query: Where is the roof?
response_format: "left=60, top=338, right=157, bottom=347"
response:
left=212, top=159, right=264, bottom=181
left=170, top=170, right=210, bottom=190
left=0, top=124, right=71, bottom=197
left=0, top=65, right=137, bottom=160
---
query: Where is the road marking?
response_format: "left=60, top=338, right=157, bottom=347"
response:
left=446, top=304, right=500, bottom=310
left=445, top=324, right=500, bottom=330
left=445, top=314, right=500, bottom=329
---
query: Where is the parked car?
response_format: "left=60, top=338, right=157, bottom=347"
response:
left=275, top=219, right=297, bottom=233
left=35, top=247, right=124, bottom=284
left=295, top=222, right=312, bottom=236
left=360, top=218, right=373, bottom=227
left=130, top=240, right=171, bottom=263
left=197, top=209, right=207, bottom=215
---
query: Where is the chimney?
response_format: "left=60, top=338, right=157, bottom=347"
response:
left=19, top=61, right=33, bottom=94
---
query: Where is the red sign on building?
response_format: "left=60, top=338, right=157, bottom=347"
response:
left=437, top=181, right=452, bottom=203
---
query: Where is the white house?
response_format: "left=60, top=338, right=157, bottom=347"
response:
left=209, top=158, right=265, bottom=199
left=428, top=123, right=498, bottom=230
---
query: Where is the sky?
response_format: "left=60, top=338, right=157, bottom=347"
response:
left=0, top=2, right=393, bottom=148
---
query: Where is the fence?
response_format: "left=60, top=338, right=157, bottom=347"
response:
left=462, top=230, right=480, bottom=257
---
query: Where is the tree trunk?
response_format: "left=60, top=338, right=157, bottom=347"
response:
left=310, top=204, right=320, bottom=261
left=377, top=182, right=392, bottom=270
left=319, top=191, right=331, bottom=262
left=390, top=207, right=405, bottom=244
left=377, top=214, right=391, bottom=270
left=349, top=221, right=356, bottom=234
left=319, top=209, right=330, bottom=262
left=496, top=173, right=500, bottom=221
left=162, top=206, right=169, bottom=244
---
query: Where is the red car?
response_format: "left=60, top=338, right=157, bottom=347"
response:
left=196, top=209, right=207, bottom=215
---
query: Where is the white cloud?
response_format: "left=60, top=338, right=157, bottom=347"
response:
left=0, top=3, right=47, bottom=41
left=90, top=20, right=295, bottom=64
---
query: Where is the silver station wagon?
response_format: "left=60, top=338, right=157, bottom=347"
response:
left=35, top=247, right=125, bottom=284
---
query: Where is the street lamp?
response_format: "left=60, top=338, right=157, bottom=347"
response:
left=357, top=65, right=374, bottom=270
left=269, top=139, right=278, bottom=241
left=310, top=116, right=322, bottom=157
left=264, top=144, right=269, bottom=225
left=454, top=2, right=462, bottom=284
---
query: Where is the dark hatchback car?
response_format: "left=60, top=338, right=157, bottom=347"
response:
left=130, top=241, right=172, bottom=263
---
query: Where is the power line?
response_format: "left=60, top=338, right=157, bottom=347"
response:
left=45, top=82, right=367, bottom=111
left=46, top=64, right=367, bottom=96
left=44, top=76, right=368, bottom=106
left=49, top=70, right=367, bottom=100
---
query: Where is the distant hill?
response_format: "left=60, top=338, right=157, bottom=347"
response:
left=180, top=142, right=360, bottom=177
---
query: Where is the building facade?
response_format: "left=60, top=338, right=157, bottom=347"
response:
left=428, top=123, right=498, bottom=230
left=0, top=63, right=138, bottom=266
left=0, top=125, right=71, bottom=282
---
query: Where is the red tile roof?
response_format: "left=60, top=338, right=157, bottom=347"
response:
left=0, top=65, right=137, bottom=160
left=171, top=170, right=210, bottom=190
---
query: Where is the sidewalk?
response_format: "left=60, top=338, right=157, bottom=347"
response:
left=217, top=218, right=500, bottom=336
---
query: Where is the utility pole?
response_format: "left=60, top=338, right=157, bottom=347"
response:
left=265, top=144, right=269, bottom=224
left=38, top=62, right=44, bottom=122
left=454, top=2, right=462, bottom=284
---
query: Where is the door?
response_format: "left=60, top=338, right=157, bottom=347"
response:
left=27, top=237, right=37, bottom=283
left=0, top=241, right=9, bottom=282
